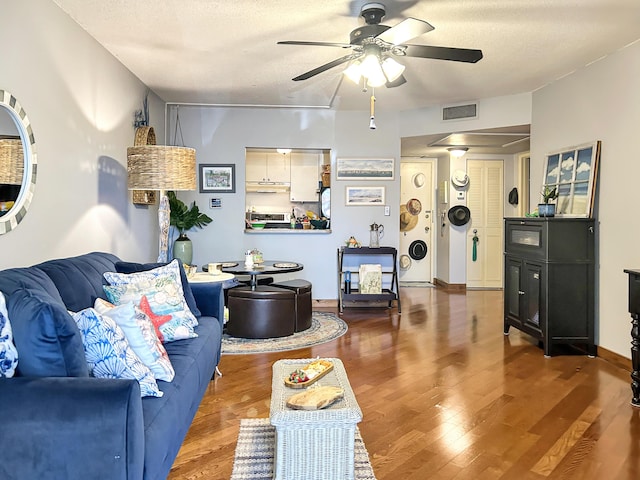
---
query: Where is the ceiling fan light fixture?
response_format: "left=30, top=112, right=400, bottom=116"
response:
left=344, top=61, right=363, bottom=84
left=448, top=147, right=469, bottom=157
left=361, top=53, right=386, bottom=87
left=381, top=57, right=405, bottom=82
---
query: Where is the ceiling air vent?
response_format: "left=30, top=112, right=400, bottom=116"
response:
left=442, top=102, right=478, bottom=121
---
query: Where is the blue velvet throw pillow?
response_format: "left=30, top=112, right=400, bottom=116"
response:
left=7, top=288, right=89, bottom=377
left=115, top=259, right=201, bottom=318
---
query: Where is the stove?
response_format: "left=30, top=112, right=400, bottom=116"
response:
left=246, top=212, right=292, bottom=229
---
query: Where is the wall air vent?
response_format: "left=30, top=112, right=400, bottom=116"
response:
left=442, top=102, right=478, bottom=121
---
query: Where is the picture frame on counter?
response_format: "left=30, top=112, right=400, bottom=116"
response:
left=345, top=186, right=385, bottom=206
left=199, top=164, right=236, bottom=193
left=336, top=157, right=394, bottom=180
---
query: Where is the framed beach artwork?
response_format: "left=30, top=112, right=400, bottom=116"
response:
left=199, top=164, right=236, bottom=193
left=542, top=141, right=600, bottom=217
left=336, top=158, right=394, bottom=180
left=345, top=186, right=385, bottom=206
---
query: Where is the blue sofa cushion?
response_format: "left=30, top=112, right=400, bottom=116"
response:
left=115, top=259, right=202, bottom=318
left=141, top=314, right=220, bottom=480
left=35, top=252, right=120, bottom=313
left=8, top=288, right=88, bottom=377
left=0, top=266, right=64, bottom=302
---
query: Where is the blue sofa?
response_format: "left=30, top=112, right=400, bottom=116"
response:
left=0, top=252, right=224, bottom=480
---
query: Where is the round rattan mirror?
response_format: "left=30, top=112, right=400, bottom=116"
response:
left=0, top=90, right=37, bottom=234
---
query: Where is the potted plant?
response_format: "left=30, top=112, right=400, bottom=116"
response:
left=538, top=185, right=558, bottom=217
left=168, top=191, right=212, bottom=265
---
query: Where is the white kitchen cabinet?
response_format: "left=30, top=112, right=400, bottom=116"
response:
left=246, top=151, right=290, bottom=183
left=290, top=152, right=319, bottom=202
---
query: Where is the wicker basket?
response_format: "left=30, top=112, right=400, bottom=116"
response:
left=0, top=139, right=24, bottom=185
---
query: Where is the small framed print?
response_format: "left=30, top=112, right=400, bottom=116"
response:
left=199, top=164, right=236, bottom=193
left=345, top=186, right=385, bottom=206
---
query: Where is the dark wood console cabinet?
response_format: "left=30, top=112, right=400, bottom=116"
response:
left=623, top=269, right=640, bottom=407
left=503, top=218, right=596, bottom=356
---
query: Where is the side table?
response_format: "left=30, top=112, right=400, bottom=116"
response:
left=270, top=358, right=362, bottom=480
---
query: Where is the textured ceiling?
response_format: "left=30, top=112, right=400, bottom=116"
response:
left=52, top=0, right=640, bottom=154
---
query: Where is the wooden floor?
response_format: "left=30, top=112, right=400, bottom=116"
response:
left=168, top=287, right=639, bottom=480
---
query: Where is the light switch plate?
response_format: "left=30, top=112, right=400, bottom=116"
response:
left=384, top=205, right=390, bottom=216
left=456, top=191, right=465, bottom=200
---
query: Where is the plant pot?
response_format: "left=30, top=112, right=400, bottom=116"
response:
left=538, top=203, right=556, bottom=217
left=173, top=233, right=193, bottom=265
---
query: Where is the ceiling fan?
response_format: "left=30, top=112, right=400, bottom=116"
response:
left=278, top=2, right=483, bottom=88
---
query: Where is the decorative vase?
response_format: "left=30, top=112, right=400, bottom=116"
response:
left=173, top=233, right=193, bottom=265
left=538, top=203, right=556, bottom=217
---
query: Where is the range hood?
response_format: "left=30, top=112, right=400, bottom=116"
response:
left=246, top=182, right=290, bottom=193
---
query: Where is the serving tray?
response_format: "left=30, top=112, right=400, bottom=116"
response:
left=284, top=362, right=334, bottom=389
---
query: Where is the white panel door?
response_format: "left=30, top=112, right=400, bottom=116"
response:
left=399, top=160, right=434, bottom=283
left=466, top=159, right=504, bottom=288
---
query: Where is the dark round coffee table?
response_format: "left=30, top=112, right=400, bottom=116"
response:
left=206, top=261, right=303, bottom=289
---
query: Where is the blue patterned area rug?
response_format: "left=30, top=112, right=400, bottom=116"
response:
left=231, top=418, right=377, bottom=480
left=221, top=312, right=348, bottom=355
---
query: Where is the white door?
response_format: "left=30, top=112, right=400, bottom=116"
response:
left=466, top=159, right=504, bottom=288
left=400, top=160, right=434, bottom=283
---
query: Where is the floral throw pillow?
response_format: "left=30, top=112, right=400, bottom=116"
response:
left=103, top=279, right=198, bottom=343
left=0, top=291, right=18, bottom=378
left=94, top=298, right=175, bottom=382
left=104, top=260, right=198, bottom=342
left=72, top=307, right=162, bottom=398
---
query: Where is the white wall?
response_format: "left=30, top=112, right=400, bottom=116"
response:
left=0, top=0, right=162, bottom=268
left=531, top=39, right=640, bottom=358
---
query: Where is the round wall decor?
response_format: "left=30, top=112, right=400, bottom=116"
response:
left=408, top=240, right=428, bottom=260
left=447, top=205, right=471, bottom=226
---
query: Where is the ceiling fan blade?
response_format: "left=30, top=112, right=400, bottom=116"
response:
left=376, top=18, right=434, bottom=45
left=403, top=45, right=483, bottom=63
left=386, top=74, right=407, bottom=88
left=292, top=54, right=360, bottom=81
left=278, top=40, right=353, bottom=49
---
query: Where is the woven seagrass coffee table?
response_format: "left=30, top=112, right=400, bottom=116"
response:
left=270, top=358, right=363, bottom=480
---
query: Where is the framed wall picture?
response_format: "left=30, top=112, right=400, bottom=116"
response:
left=336, top=158, right=394, bottom=180
left=199, top=164, right=236, bottom=193
left=345, top=186, right=385, bottom=206
left=542, top=141, right=600, bottom=217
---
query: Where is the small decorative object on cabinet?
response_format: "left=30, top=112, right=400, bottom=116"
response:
left=622, top=269, right=640, bottom=407
left=337, top=246, right=401, bottom=313
left=503, top=217, right=596, bottom=357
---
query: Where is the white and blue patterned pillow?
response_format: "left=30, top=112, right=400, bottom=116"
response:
left=103, top=279, right=198, bottom=343
left=94, top=299, right=175, bottom=382
left=104, top=260, right=198, bottom=332
left=0, top=291, right=18, bottom=378
left=72, top=308, right=162, bottom=398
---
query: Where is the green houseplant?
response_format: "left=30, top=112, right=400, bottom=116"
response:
left=538, top=185, right=558, bottom=217
left=168, top=191, right=212, bottom=265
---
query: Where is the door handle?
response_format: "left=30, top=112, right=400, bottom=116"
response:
left=518, top=290, right=525, bottom=295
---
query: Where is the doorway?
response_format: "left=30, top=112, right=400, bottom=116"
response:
left=466, top=159, right=504, bottom=289
left=399, top=159, right=435, bottom=284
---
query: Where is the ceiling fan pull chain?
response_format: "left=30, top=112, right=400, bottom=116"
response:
left=369, top=90, right=376, bottom=130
